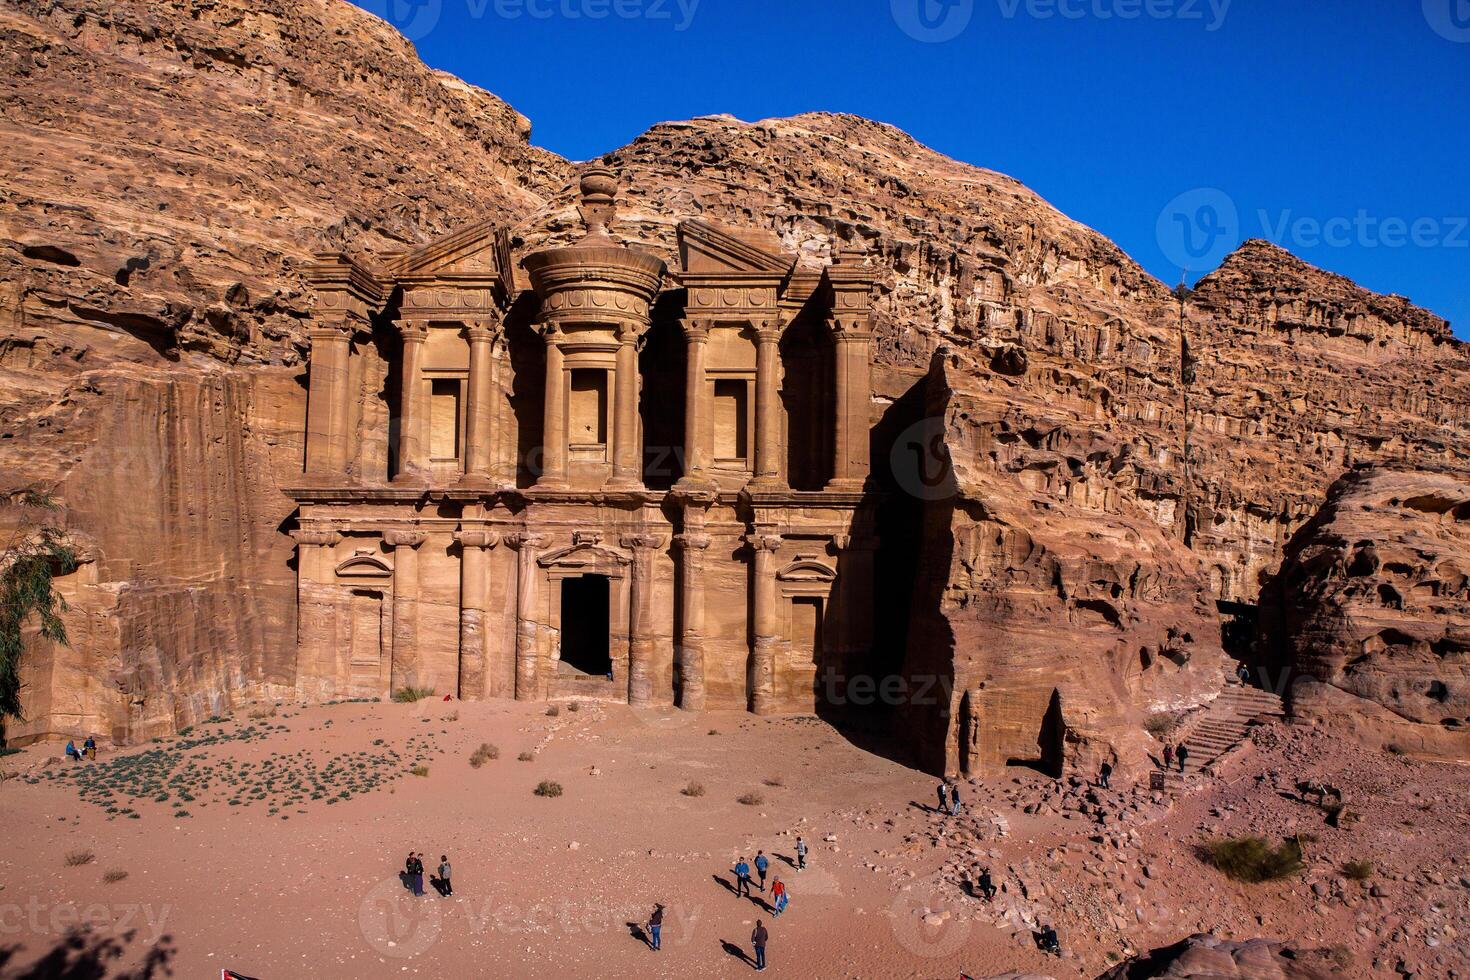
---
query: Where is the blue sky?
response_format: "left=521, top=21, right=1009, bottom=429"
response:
left=356, top=0, right=1468, bottom=335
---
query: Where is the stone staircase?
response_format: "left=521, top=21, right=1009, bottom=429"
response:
left=1159, top=685, right=1285, bottom=791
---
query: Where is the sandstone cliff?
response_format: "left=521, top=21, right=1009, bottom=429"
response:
left=2, top=0, right=1466, bottom=767
left=1260, top=467, right=1470, bottom=758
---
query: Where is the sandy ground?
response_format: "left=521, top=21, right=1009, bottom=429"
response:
left=1, top=699, right=1467, bottom=979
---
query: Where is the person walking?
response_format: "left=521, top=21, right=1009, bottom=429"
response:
left=647, top=904, right=664, bottom=951
left=977, top=868, right=996, bottom=902
left=1099, top=761, right=1112, bottom=789
left=949, top=784, right=962, bottom=817
left=751, top=919, right=769, bottom=971
left=795, top=836, right=807, bottom=872
left=771, top=876, right=788, bottom=917
left=1162, top=743, right=1174, bottom=770
left=437, top=855, right=453, bottom=896
left=936, top=780, right=949, bottom=813
left=754, top=851, right=769, bottom=892
left=1176, top=743, right=1189, bottom=772
left=734, top=857, right=752, bottom=898
left=410, top=852, right=425, bottom=896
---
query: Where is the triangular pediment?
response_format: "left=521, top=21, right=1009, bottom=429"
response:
left=383, top=218, right=507, bottom=281
left=678, top=219, right=794, bottom=277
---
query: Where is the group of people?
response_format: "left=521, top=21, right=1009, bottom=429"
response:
left=935, top=780, right=963, bottom=816
left=63, top=736, right=98, bottom=762
left=401, top=851, right=452, bottom=897
left=731, top=848, right=792, bottom=916
left=1161, top=742, right=1190, bottom=772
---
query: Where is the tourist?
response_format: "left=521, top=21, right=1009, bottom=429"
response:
left=977, top=868, right=996, bottom=902
left=1039, top=923, right=1061, bottom=956
left=410, top=852, right=425, bottom=897
left=1236, top=662, right=1251, bottom=685
left=771, top=876, right=788, bottom=917
left=734, top=856, right=752, bottom=898
left=1176, top=744, right=1189, bottom=772
left=795, top=836, right=807, bottom=871
left=949, top=784, right=961, bottom=817
left=755, top=850, right=769, bottom=892
left=1099, top=761, right=1112, bottom=789
left=936, top=780, right=949, bottom=813
left=437, top=854, right=452, bottom=897
left=83, top=735, right=97, bottom=760
left=647, top=903, right=663, bottom=951
left=751, top=919, right=769, bottom=971
left=64, top=740, right=82, bottom=763
left=1162, top=743, right=1174, bottom=770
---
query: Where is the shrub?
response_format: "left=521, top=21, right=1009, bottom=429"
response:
left=762, top=777, right=784, bottom=788
left=546, top=705, right=560, bottom=717
left=1145, top=711, right=1182, bottom=739
left=445, top=711, right=459, bottom=722
left=737, top=792, right=764, bottom=807
left=469, top=743, right=499, bottom=768
left=518, top=751, right=535, bottom=762
left=1199, top=835, right=1304, bottom=883
left=1342, top=860, right=1374, bottom=881
left=681, top=781, right=706, bottom=798
left=567, top=702, right=580, bottom=713
left=65, top=850, right=96, bottom=867
left=534, top=780, right=563, bottom=798
left=410, top=765, right=430, bottom=778
left=392, top=686, right=436, bottom=704
left=102, top=869, right=128, bottom=884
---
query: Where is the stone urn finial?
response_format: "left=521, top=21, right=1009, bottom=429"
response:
left=578, top=167, right=619, bottom=241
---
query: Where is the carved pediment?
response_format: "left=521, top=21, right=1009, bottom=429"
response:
left=678, top=220, right=794, bottom=277
left=382, top=218, right=508, bottom=283
left=336, top=552, right=392, bottom=578
left=776, top=557, right=837, bottom=583
left=537, top=541, right=632, bottom=571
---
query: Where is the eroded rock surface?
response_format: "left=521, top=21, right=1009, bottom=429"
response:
left=1261, top=467, right=1470, bottom=758
left=1101, top=933, right=1340, bottom=979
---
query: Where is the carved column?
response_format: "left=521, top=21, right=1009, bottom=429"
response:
left=752, top=321, right=784, bottom=488
left=830, top=317, right=873, bottom=488
left=394, top=321, right=428, bottom=481
left=623, top=533, right=661, bottom=705
left=293, top=527, right=341, bottom=700
left=455, top=529, right=498, bottom=700
left=750, top=532, right=783, bottom=714
left=385, top=530, right=426, bottom=692
left=464, top=317, right=500, bottom=480
left=511, top=533, right=547, bottom=700
left=611, top=323, right=644, bottom=488
left=678, top=319, right=710, bottom=485
left=539, top=328, right=568, bottom=488
left=674, top=527, right=712, bottom=710
left=306, top=323, right=353, bottom=477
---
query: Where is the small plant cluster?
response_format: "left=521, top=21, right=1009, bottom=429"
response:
left=681, top=781, right=706, bottom=798
left=469, top=743, right=499, bottom=769
left=545, top=705, right=560, bottom=717
left=518, top=751, right=535, bottom=762
left=737, top=792, right=764, bottom=807
left=1200, top=835, right=1305, bottom=883
left=534, top=780, right=563, bottom=798
left=64, top=850, right=95, bottom=867
left=392, top=686, right=436, bottom=704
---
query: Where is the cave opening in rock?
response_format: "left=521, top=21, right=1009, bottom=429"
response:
left=559, top=575, right=611, bottom=676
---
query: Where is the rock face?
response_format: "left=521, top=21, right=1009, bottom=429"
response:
left=1261, top=467, right=1470, bottom=759
left=1100, top=933, right=1340, bottom=979
left=2, top=0, right=1468, bottom=765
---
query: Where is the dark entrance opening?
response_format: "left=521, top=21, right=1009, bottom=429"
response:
left=560, top=575, right=611, bottom=676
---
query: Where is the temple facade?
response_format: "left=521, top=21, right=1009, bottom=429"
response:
left=285, top=171, right=879, bottom=713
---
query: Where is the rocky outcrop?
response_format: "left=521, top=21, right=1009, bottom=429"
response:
left=3, top=0, right=1468, bottom=762
left=1261, top=467, right=1470, bottom=759
left=1100, top=933, right=1343, bottom=979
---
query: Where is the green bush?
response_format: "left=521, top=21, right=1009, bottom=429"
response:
left=392, top=686, right=436, bottom=704
left=534, top=780, right=563, bottom=798
left=1342, top=860, right=1374, bottom=881
left=1199, top=835, right=1305, bottom=883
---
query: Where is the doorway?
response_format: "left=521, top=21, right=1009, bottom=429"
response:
left=560, top=575, right=611, bottom=676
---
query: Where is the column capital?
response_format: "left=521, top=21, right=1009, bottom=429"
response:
left=292, top=527, right=342, bottom=548
left=397, top=319, right=429, bottom=342
left=754, top=319, right=783, bottom=342
left=680, top=317, right=712, bottom=341
left=620, top=532, right=666, bottom=553
left=455, top=529, right=500, bottom=550
left=539, top=321, right=562, bottom=341
left=466, top=314, right=504, bottom=345
left=829, top=314, right=873, bottom=340
left=675, top=532, right=712, bottom=552
left=746, top=532, right=783, bottom=553
left=507, top=531, right=548, bottom=552
left=308, top=318, right=358, bottom=343
left=383, top=529, right=427, bottom=549
left=615, top=321, right=646, bottom=345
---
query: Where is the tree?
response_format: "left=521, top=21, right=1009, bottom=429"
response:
left=0, top=488, right=78, bottom=729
